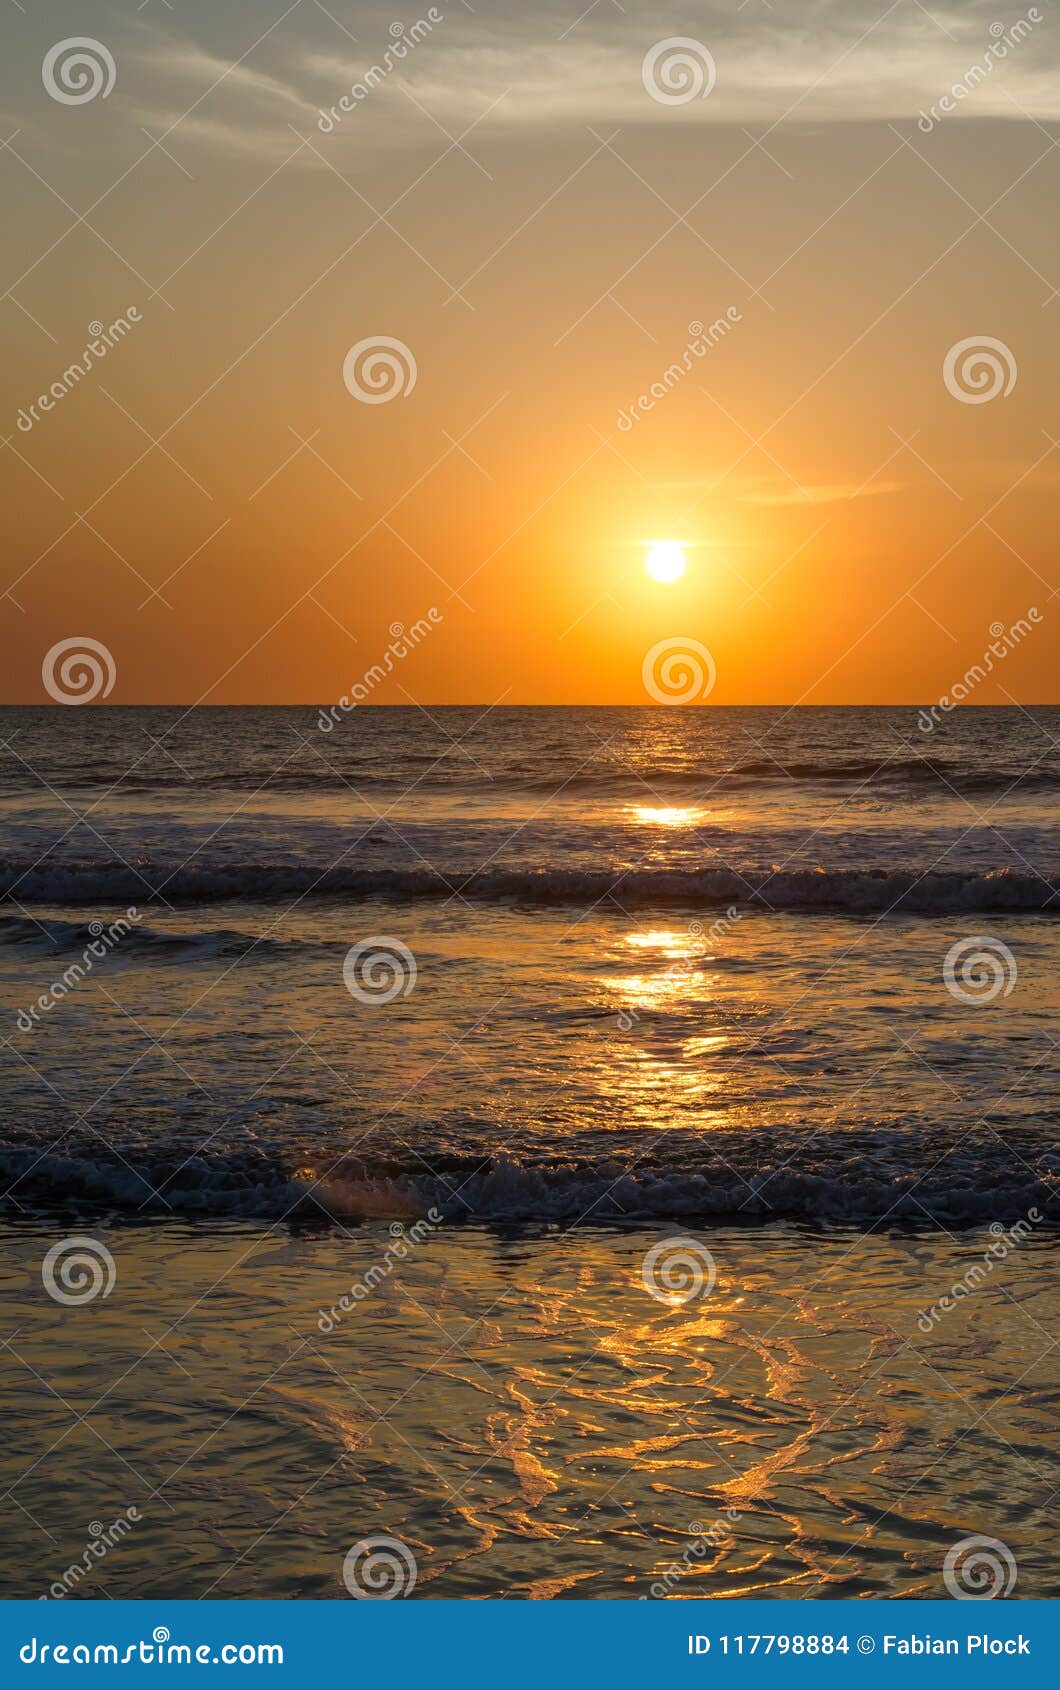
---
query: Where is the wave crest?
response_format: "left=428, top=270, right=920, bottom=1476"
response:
left=0, top=1141, right=1055, bottom=1228
left=2, top=859, right=1058, bottom=915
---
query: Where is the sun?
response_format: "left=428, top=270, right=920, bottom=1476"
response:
left=644, top=540, right=687, bottom=584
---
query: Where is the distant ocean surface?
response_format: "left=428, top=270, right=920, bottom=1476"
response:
left=1, top=705, right=1057, bottom=1228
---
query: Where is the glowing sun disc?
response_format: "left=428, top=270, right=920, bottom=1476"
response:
left=645, top=540, right=687, bottom=583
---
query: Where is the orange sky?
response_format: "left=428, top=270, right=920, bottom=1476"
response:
left=2, top=2, right=1058, bottom=703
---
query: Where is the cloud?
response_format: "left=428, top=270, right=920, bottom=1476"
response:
left=15, top=0, right=1059, bottom=166
left=296, top=3, right=1060, bottom=137
left=134, top=39, right=307, bottom=112
left=738, top=480, right=906, bottom=506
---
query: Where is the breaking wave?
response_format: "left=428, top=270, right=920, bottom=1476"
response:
left=3, top=758, right=1058, bottom=797
left=2, top=859, right=1059, bottom=915
left=0, top=1138, right=1055, bottom=1227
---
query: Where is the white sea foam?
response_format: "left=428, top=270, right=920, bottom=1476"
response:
left=1, top=1140, right=1054, bottom=1227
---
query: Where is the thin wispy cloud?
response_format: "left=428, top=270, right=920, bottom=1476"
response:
left=740, top=480, right=906, bottom=507
left=10, top=0, right=1057, bottom=165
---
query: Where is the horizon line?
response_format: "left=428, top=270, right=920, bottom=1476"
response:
left=2, top=701, right=1058, bottom=712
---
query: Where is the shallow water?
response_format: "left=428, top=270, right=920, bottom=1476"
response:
left=0, top=1220, right=1055, bottom=1600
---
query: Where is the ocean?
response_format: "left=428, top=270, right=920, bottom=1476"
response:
left=0, top=705, right=1056, bottom=1598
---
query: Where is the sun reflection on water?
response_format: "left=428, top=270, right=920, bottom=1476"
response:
left=630, top=805, right=702, bottom=827
left=624, top=929, right=693, bottom=958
